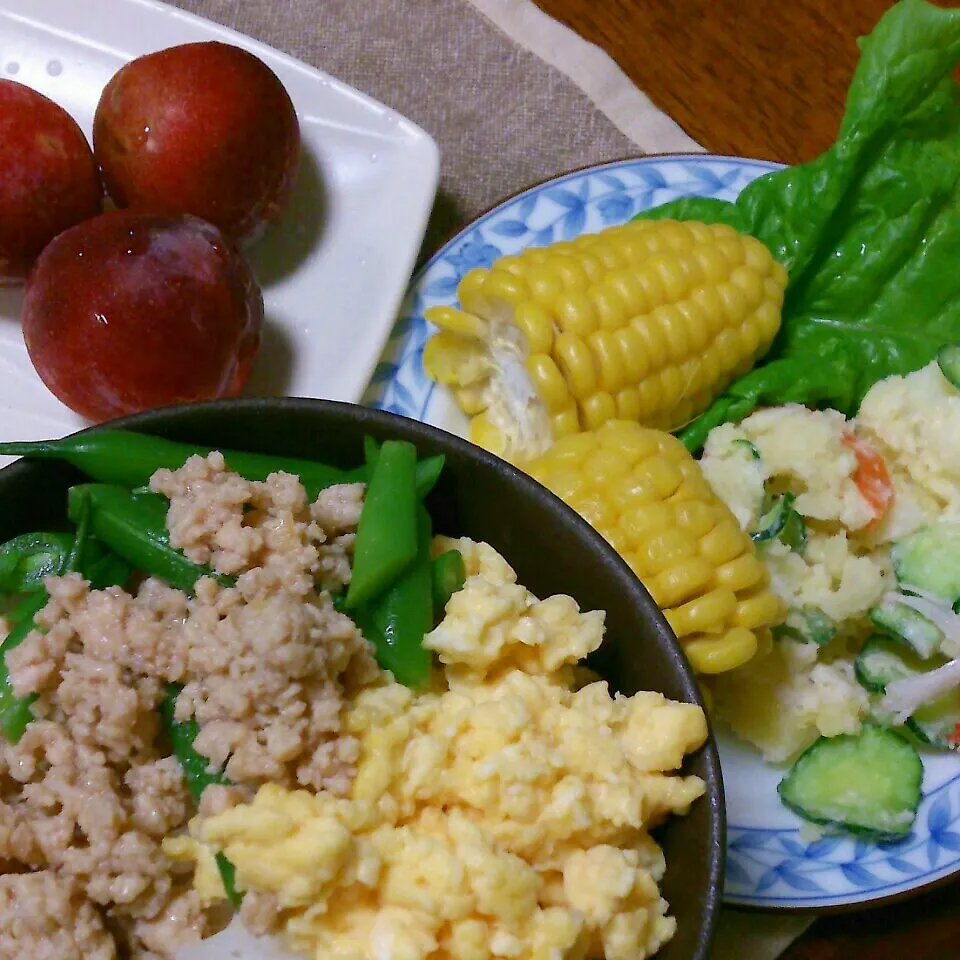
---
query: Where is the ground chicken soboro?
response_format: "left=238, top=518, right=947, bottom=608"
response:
left=0, top=454, right=373, bottom=958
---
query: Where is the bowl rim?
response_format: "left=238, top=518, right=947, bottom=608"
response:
left=1, top=396, right=725, bottom=956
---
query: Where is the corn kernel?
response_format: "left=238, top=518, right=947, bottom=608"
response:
left=454, top=383, right=488, bottom=415
left=685, top=628, right=758, bottom=674
left=741, top=235, right=773, bottom=276
left=666, top=588, right=738, bottom=638
left=615, top=387, right=642, bottom=421
left=554, top=290, right=598, bottom=336
left=551, top=406, right=581, bottom=440
left=588, top=330, right=627, bottom=393
left=646, top=557, right=716, bottom=608
left=581, top=392, right=618, bottom=431
left=612, top=326, right=650, bottom=382
left=528, top=463, right=586, bottom=503
left=735, top=591, right=786, bottom=630
left=526, top=264, right=565, bottom=304
left=426, top=305, right=488, bottom=339
left=716, top=236, right=746, bottom=268
left=469, top=414, right=507, bottom=458
left=673, top=500, right=719, bottom=539
left=583, top=445, right=632, bottom=486
left=514, top=302, right=555, bottom=354
left=620, top=501, right=673, bottom=546
left=568, top=492, right=616, bottom=531
left=648, top=254, right=690, bottom=303
left=714, top=554, right=764, bottom=593
left=422, top=332, right=489, bottom=387
left=699, top=521, right=745, bottom=565
left=636, top=266, right=667, bottom=309
left=693, top=246, right=729, bottom=285
left=596, top=420, right=659, bottom=460
left=588, top=284, right=627, bottom=330
left=527, top=354, right=571, bottom=412
left=729, top=265, right=765, bottom=311
left=457, top=269, right=491, bottom=316
left=554, top=333, right=598, bottom=399
left=653, top=304, right=692, bottom=363
left=546, top=431, right=598, bottom=464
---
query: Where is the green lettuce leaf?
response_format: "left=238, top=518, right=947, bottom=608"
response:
left=636, top=0, right=960, bottom=451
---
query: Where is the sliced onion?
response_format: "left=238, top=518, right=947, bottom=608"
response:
left=882, top=589, right=960, bottom=647
left=881, top=657, right=960, bottom=723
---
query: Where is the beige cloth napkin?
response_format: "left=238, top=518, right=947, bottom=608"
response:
left=172, top=1, right=815, bottom=956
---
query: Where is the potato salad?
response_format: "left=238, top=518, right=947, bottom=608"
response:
left=699, top=359, right=960, bottom=837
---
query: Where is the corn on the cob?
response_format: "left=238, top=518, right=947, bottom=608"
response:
left=423, top=219, right=787, bottom=463
left=525, top=419, right=785, bottom=673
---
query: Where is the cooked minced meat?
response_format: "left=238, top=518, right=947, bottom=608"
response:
left=0, top=458, right=373, bottom=958
left=0, top=872, right=116, bottom=960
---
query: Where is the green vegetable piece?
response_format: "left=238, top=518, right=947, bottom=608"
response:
left=633, top=0, right=960, bottom=451
left=0, top=532, right=75, bottom=595
left=355, top=506, right=434, bottom=688
left=343, top=452, right=446, bottom=500
left=869, top=599, right=944, bottom=659
left=751, top=493, right=793, bottom=544
left=936, top=343, right=960, bottom=389
left=0, top=428, right=347, bottom=500
left=891, top=522, right=960, bottom=603
left=905, top=687, right=960, bottom=750
left=344, top=441, right=418, bottom=611
left=779, top=506, right=807, bottom=554
left=752, top=492, right=805, bottom=551
left=854, top=635, right=928, bottom=694
left=160, top=686, right=242, bottom=907
left=731, top=438, right=761, bottom=459
left=68, top=485, right=233, bottom=597
left=778, top=725, right=923, bottom=841
left=775, top=607, right=836, bottom=646
left=432, top=549, right=466, bottom=616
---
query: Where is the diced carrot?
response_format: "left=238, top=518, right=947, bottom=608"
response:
left=842, top=432, right=894, bottom=525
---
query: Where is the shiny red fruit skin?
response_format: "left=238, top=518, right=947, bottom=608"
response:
left=0, top=79, right=103, bottom=284
left=22, top=210, right=264, bottom=423
left=93, top=41, right=301, bottom=242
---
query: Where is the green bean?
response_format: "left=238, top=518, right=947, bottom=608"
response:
left=0, top=429, right=346, bottom=500
left=354, top=505, right=434, bottom=688
left=67, top=485, right=233, bottom=596
left=0, top=532, right=75, bottom=595
left=431, top=549, right=466, bottom=617
left=344, top=441, right=418, bottom=611
left=343, top=451, right=445, bottom=499
left=160, top=685, right=242, bottom=908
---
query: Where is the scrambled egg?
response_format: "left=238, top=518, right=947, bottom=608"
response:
left=699, top=362, right=960, bottom=762
left=166, top=539, right=707, bottom=960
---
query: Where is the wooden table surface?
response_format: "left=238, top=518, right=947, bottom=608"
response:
left=529, top=0, right=960, bottom=957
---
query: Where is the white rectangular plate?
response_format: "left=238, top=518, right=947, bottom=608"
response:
left=0, top=0, right=439, bottom=445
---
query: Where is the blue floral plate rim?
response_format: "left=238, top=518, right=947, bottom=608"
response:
left=364, top=154, right=960, bottom=910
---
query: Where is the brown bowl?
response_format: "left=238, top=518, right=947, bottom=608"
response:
left=0, top=398, right=724, bottom=959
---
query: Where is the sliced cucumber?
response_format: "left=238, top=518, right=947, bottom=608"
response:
left=775, top=606, right=836, bottom=646
left=905, top=688, right=960, bottom=751
left=854, top=635, right=927, bottom=694
left=731, top=438, right=761, bottom=460
left=780, top=506, right=807, bottom=554
left=892, top=522, right=960, bottom=604
left=869, top=599, right=944, bottom=659
left=936, top=343, right=960, bottom=390
left=778, top=725, right=923, bottom=841
left=752, top=493, right=792, bottom=544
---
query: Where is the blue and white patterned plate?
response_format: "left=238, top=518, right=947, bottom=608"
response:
left=364, top=155, right=960, bottom=910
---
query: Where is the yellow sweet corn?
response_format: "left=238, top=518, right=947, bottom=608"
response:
left=525, top=420, right=785, bottom=674
left=423, top=219, right=787, bottom=463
